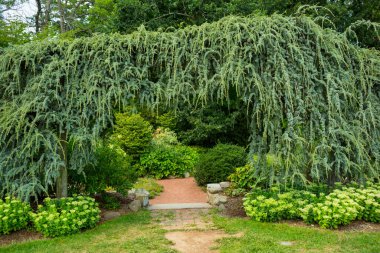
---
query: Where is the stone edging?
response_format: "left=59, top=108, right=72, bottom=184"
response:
left=206, top=182, right=231, bottom=210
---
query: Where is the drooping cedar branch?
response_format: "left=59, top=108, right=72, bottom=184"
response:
left=0, top=14, right=379, bottom=199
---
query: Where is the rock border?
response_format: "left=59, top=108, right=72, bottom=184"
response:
left=206, top=182, right=231, bottom=210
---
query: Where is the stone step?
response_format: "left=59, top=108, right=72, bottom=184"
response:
left=148, top=203, right=212, bottom=210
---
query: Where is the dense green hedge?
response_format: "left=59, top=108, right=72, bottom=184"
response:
left=194, top=144, right=246, bottom=185
left=139, top=145, right=199, bottom=179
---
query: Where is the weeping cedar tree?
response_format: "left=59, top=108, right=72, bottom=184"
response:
left=0, top=13, right=380, bottom=200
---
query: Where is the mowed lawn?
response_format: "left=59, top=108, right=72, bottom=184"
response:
left=213, top=216, right=380, bottom=253
left=1, top=211, right=379, bottom=253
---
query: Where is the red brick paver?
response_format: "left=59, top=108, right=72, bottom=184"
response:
left=150, top=177, right=207, bottom=204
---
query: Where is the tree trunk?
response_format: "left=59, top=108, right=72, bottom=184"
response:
left=56, top=131, right=68, bottom=198
left=44, top=0, right=51, bottom=29
left=35, top=0, right=42, bottom=33
left=57, top=0, right=66, bottom=33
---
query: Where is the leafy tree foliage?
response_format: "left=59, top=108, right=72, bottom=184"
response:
left=0, top=14, right=379, bottom=199
left=0, top=20, right=30, bottom=47
left=87, top=0, right=379, bottom=48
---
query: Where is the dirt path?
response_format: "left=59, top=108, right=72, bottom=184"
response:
left=150, top=177, right=208, bottom=205
left=149, top=178, right=242, bottom=252
left=152, top=209, right=242, bottom=253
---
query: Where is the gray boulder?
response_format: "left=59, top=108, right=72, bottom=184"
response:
left=208, top=193, right=227, bottom=206
left=207, top=183, right=223, bottom=194
left=135, top=189, right=150, bottom=207
left=219, top=182, right=231, bottom=189
left=128, top=199, right=142, bottom=212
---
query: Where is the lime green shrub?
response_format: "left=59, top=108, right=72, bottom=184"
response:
left=133, top=178, right=163, bottom=199
left=31, top=196, right=100, bottom=237
left=0, top=197, right=31, bottom=234
left=139, top=145, right=198, bottom=179
left=110, top=113, right=153, bottom=158
left=244, top=184, right=380, bottom=229
left=152, top=128, right=179, bottom=146
left=300, top=186, right=380, bottom=228
left=194, top=144, right=246, bottom=185
left=244, top=189, right=319, bottom=222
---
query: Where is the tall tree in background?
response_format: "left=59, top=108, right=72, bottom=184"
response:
left=86, top=0, right=379, bottom=47
left=0, top=0, right=30, bottom=47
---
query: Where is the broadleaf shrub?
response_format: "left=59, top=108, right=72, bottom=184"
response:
left=300, top=186, right=380, bottom=228
left=243, top=183, right=380, bottom=229
left=69, top=143, right=136, bottom=195
left=31, top=196, right=100, bottom=237
left=139, top=145, right=198, bottom=179
left=194, top=144, right=246, bottom=185
left=243, top=189, right=319, bottom=222
left=0, top=197, right=31, bottom=235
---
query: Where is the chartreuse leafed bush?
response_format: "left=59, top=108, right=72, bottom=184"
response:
left=0, top=14, right=380, bottom=199
left=110, top=112, right=153, bottom=159
left=139, top=145, right=199, bottom=179
left=243, top=183, right=380, bottom=229
left=0, top=197, right=31, bottom=234
left=300, top=185, right=380, bottom=228
left=30, top=196, right=100, bottom=237
left=194, top=144, right=246, bottom=185
left=243, top=188, right=319, bottom=222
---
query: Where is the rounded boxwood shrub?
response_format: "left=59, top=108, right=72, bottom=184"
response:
left=194, top=144, right=246, bottom=185
left=30, top=196, right=100, bottom=237
left=0, top=196, right=31, bottom=234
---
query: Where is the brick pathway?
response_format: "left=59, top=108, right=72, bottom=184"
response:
left=149, top=177, right=208, bottom=205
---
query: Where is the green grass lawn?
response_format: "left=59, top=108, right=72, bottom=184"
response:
left=1, top=211, right=379, bottom=253
left=213, top=215, right=380, bottom=253
left=0, top=211, right=175, bottom=253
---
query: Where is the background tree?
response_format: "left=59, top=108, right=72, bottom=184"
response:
left=0, top=0, right=30, bottom=47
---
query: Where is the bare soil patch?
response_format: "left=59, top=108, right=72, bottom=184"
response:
left=0, top=229, right=42, bottom=246
left=220, top=196, right=247, bottom=218
left=338, top=220, right=380, bottom=232
left=165, top=230, right=242, bottom=253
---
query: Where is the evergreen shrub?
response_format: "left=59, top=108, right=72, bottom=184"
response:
left=194, top=144, right=246, bottom=185
left=69, top=143, right=136, bottom=195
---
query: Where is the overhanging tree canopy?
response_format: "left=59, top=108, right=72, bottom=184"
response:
left=0, top=14, right=379, bottom=199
